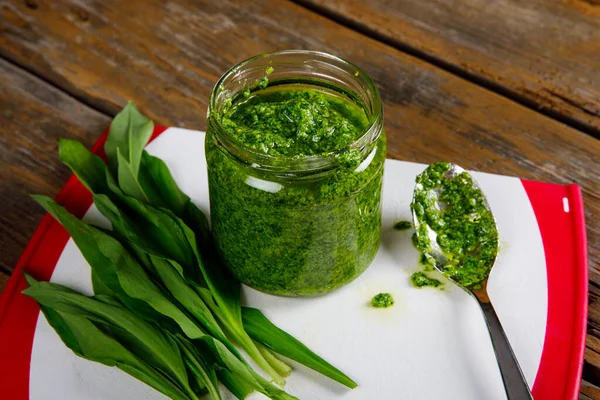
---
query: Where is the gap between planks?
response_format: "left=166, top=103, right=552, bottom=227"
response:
left=291, top=0, right=600, bottom=140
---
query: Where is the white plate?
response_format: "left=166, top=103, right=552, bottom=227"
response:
left=27, top=128, right=549, bottom=400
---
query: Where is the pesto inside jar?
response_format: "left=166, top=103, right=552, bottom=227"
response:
left=221, top=86, right=370, bottom=156
left=207, top=60, right=385, bottom=297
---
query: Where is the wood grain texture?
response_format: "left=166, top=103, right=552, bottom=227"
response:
left=1, top=0, right=596, bottom=280
left=0, top=272, right=9, bottom=296
left=580, top=379, right=600, bottom=399
left=298, top=0, right=600, bottom=135
left=587, top=284, right=600, bottom=388
left=0, top=0, right=598, bottom=394
left=0, top=58, right=111, bottom=273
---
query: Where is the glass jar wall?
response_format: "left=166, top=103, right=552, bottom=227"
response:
left=206, top=50, right=385, bottom=296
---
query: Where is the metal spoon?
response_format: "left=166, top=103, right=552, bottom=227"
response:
left=411, top=163, right=533, bottom=400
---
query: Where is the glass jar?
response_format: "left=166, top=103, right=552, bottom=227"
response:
left=206, top=50, right=385, bottom=296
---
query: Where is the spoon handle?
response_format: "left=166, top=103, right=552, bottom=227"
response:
left=475, top=296, right=533, bottom=400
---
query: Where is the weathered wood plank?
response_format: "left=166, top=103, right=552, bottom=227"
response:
left=298, top=0, right=600, bottom=135
left=1, top=0, right=597, bottom=282
left=589, top=284, right=600, bottom=333
left=580, top=379, right=600, bottom=399
left=0, top=58, right=111, bottom=273
left=586, top=285, right=600, bottom=388
left=589, top=333, right=600, bottom=358
left=0, top=272, right=9, bottom=296
left=585, top=343, right=600, bottom=384
left=579, top=392, right=594, bottom=400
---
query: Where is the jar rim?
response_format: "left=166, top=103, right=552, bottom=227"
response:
left=208, top=50, right=383, bottom=176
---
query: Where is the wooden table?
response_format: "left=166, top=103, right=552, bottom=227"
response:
left=0, top=0, right=598, bottom=397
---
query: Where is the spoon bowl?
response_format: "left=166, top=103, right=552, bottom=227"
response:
left=411, top=162, right=532, bottom=400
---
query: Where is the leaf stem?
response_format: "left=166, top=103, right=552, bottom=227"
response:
left=196, top=287, right=286, bottom=386
left=255, top=341, right=292, bottom=377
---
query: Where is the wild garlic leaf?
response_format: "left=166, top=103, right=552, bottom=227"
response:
left=92, top=194, right=246, bottom=371
left=81, top=194, right=250, bottom=381
left=91, top=269, right=114, bottom=297
left=58, top=139, right=110, bottom=195
left=216, top=369, right=255, bottom=400
left=112, top=252, right=208, bottom=341
left=136, top=151, right=211, bottom=240
left=32, top=195, right=161, bottom=323
left=132, top=149, right=240, bottom=324
left=105, top=102, right=153, bottom=177
left=21, top=279, right=196, bottom=399
left=242, top=307, right=357, bottom=389
left=173, top=333, right=222, bottom=400
left=138, top=151, right=188, bottom=215
left=41, top=193, right=208, bottom=342
left=193, top=284, right=287, bottom=388
left=117, top=149, right=150, bottom=202
left=130, top=155, right=260, bottom=380
left=112, top=195, right=199, bottom=278
left=37, top=303, right=192, bottom=400
left=255, top=342, right=292, bottom=378
left=197, top=336, right=297, bottom=400
left=166, top=213, right=287, bottom=386
left=169, top=210, right=241, bottom=316
left=148, top=255, right=235, bottom=354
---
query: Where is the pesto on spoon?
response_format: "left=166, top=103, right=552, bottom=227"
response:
left=411, top=162, right=532, bottom=400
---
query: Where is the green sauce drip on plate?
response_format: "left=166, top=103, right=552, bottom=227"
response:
left=393, top=220, right=412, bottom=231
left=410, top=272, right=442, bottom=288
left=371, top=293, right=394, bottom=308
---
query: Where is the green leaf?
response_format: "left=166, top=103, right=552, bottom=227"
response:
left=117, top=149, right=149, bottom=202
left=92, top=194, right=260, bottom=380
left=136, top=151, right=210, bottom=243
left=194, top=286, right=286, bottom=388
left=38, top=305, right=192, bottom=400
left=183, top=201, right=211, bottom=242
left=58, top=139, right=110, bottom=195
left=37, top=195, right=211, bottom=343
left=131, top=168, right=282, bottom=384
left=22, top=280, right=197, bottom=400
left=197, top=336, right=298, bottom=400
left=109, top=150, right=281, bottom=385
left=173, top=333, right=222, bottom=400
left=217, top=369, right=254, bottom=399
left=32, top=195, right=160, bottom=323
left=94, top=195, right=262, bottom=374
left=36, top=195, right=268, bottom=396
left=138, top=151, right=188, bottom=215
left=108, top=195, right=199, bottom=279
left=148, top=256, right=231, bottom=350
left=242, top=307, right=357, bottom=389
left=131, top=149, right=241, bottom=329
left=255, top=341, right=292, bottom=377
left=112, top=250, right=208, bottom=341
left=105, top=102, right=153, bottom=177
left=170, top=211, right=241, bottom=318
left=91, top=269, right=114, bottom=297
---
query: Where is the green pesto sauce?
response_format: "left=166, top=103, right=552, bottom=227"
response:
left=410, top=272, right=442, bottom=288
left=371, top=293, right=394, bottom=308
left=411, top=162, right=498, bottom=289
left=221, top=87, right=370, bottom=156
left=393, top=220, right=412, bottom=231
left=207, top=85, right=386, bottom=296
